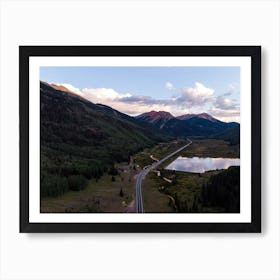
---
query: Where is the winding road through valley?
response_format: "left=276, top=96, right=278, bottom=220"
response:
left=136, top=139, right=193, bottom=213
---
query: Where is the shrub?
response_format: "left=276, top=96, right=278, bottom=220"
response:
left=41, top=174, right=69, bottom=197
left=67, top=175, right=87, bottom=191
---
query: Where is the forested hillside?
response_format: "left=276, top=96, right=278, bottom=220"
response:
left=40, top=82, right=170, bottom=197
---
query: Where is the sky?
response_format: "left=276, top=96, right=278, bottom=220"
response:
left=40, top=66, right=240, bottom=122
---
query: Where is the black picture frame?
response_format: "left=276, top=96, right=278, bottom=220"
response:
left=20, top=46, right=261, bottom=233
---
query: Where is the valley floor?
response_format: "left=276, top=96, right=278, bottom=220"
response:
left=40, top=139, right=240, bottom=213
left=135, top=138, right=239, bottom=213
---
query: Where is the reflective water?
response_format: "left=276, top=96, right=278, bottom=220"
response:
left=165, top=157, right=240, bottom=173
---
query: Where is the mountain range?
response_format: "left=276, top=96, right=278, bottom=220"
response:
left=136, top=111, right=239, bottom=137
left=40, top=80, right=240, bottom=197
left=40, top=80, right=240, bottom=149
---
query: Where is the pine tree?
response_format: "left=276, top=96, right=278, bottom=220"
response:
left=119, top=188, right=124, bottom=197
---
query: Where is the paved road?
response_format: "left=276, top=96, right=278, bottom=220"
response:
left=135, top=138, right=193, bottom=213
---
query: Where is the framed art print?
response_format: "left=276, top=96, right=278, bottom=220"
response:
left=20, top=46, right=261, bottom=233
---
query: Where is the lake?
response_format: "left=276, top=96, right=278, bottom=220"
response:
left=165, top=157, right=240, bottom=173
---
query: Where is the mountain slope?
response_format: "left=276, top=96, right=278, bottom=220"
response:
left=40, top=81, right=170, bottom=197
left=211, top=124, right=240, bottom=145
left=41, top=81, right=167, bottom=150
left=182, top=116, right=238, bottom=136
left=177, top=112, right=219, bottom=122
left=137, top=111, right=174, bottom=129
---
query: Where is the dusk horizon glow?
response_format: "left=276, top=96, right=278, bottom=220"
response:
left=40, top=66, right=240, bottom=122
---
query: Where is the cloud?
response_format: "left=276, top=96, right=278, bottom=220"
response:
left=209, top=107, right=240, bottom=123
left=215, top=96, right=234, bottom=110
left=174, top=82, right=215, bottom=107
left=60, top=82, right=239, bottom=121
left=120, top=95, right=157, bottom=104
left=210, top=91, right=240, bottom=122
left=223, top=92, right=232, bottom=97
left=81, top=88, right=131, bottom=102
left=165, top=82, right=173, bottom=90
left=58, top=83, right=83, bottom=95
left=58, top=84, right=132, bottom=102
left=60, top=84, right=169, bottom=115
left=214, top=93, right=239, bottom=111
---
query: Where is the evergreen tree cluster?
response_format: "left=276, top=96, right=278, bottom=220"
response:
left=201, top=166, right=240, bottom=212
left=41, top=173, right=87, bottom=197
